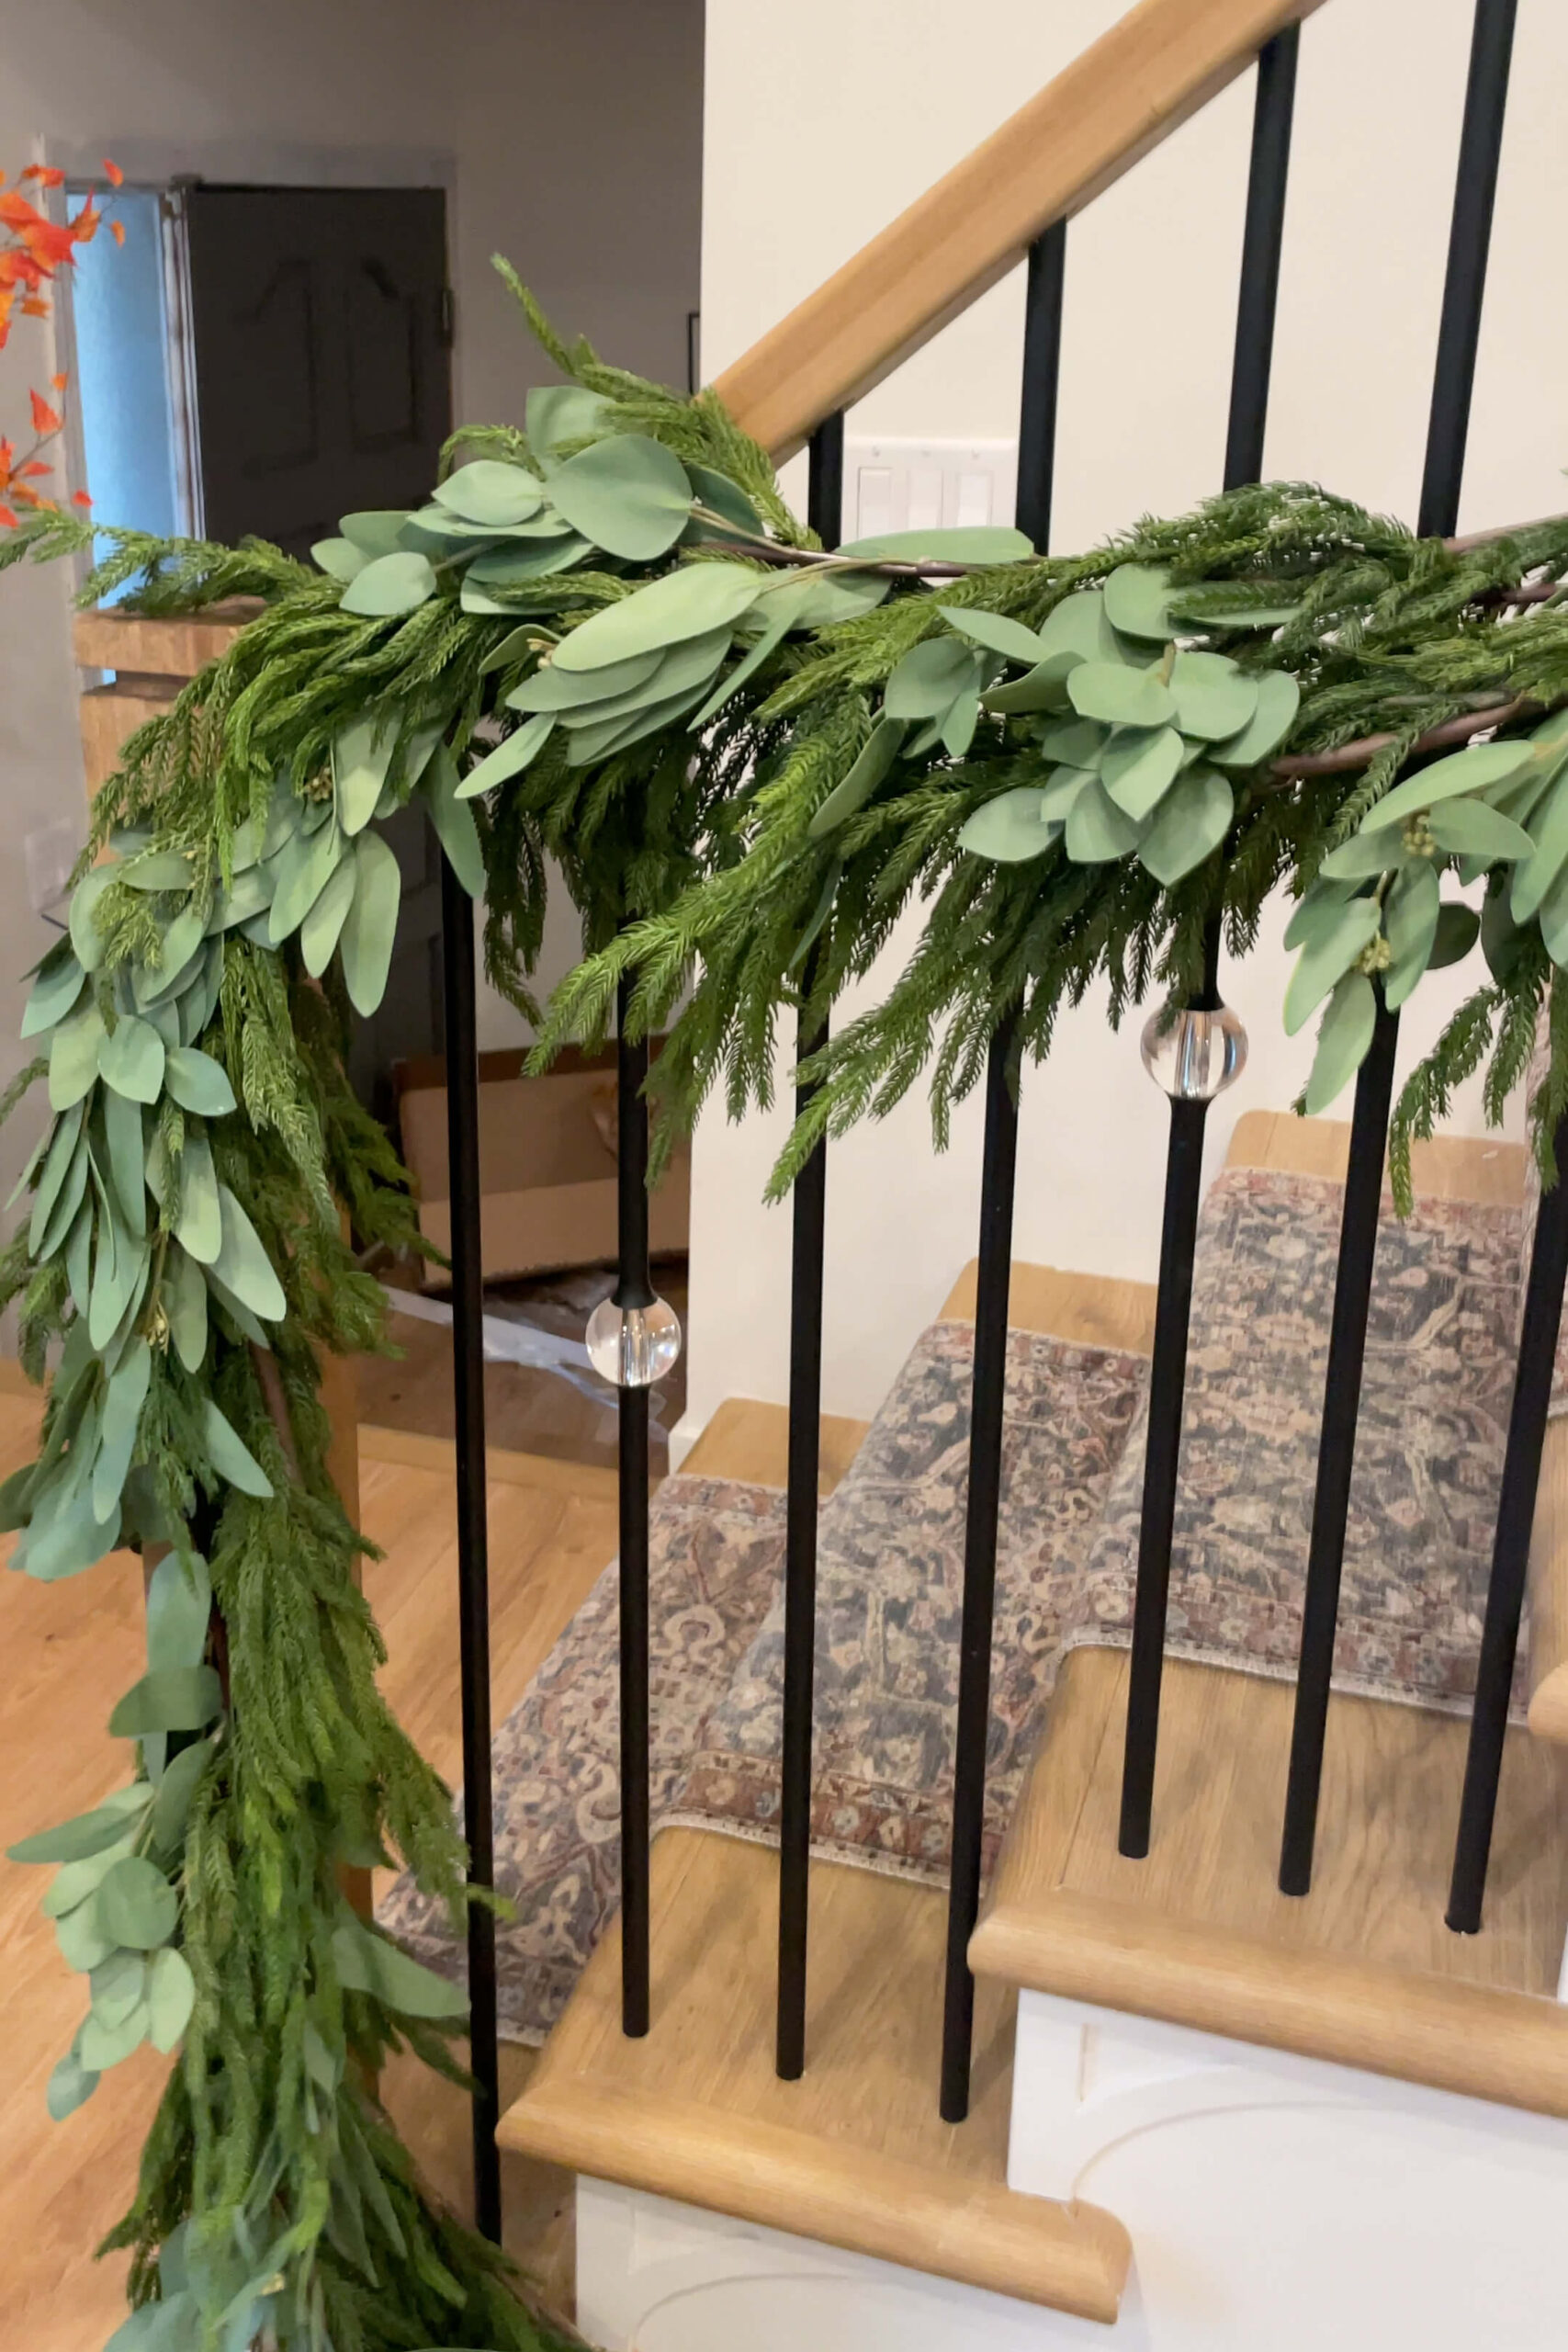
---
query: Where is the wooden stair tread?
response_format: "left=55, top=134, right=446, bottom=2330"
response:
left=498, top=1827, right=1130, bottom=2322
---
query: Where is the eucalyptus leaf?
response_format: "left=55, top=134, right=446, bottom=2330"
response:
left=1305, top=971, right=1379, bottom=1114
left=311, top=537, right=369, bottom=582
left=1067, top=661, right=1177, bottom=729
left=29, top=1103, right=86, bottom=1256
left=119, top=849, right=195, bottom=893
left=1539, top=863, right=1568, bottom=969
left=97, top=1854, right=180, bottom=1949
left=835, top=526, right=1032, bottom=563
left=146, top=1550, right=212, bottom=1674
left=526, top=384, right=613, bottom=454
left=1210, top=669, right=1301, bottom=769
left=454, top=712, right=555, bottom=798
left=7, top=1786, right=152, bottom=1865
left=1065, top=776, right=1145, bottom=864
left=6, top=1120, right=47, bottom=1212
left=90, top=1950, right=147, bottom=2030
left=1039, top=765, right=1095, bottom=823
left=211, top=1186, right=287, bottom=1323
left=462, top=534, right=592, bottom=591
left=942, top=685, right=982, bottom=757
left=1428, top=900, right=1481, bottom=971
left=89, top=1199, right=145, bottom=1351
left=267, top=819, right=346, bottom=944
left=163, top=1046, right=238, bottom=1119
left=756, top=569, right=890, bottom=629
left=1137, top=765, right=1235, bottom=886
left=299, top=852, right=361, bottom=978
left=1511, top=770, right=1568, bottom=922
left=690, top=605, right=795, bottom=727
left=204, top=865, right=274, bottom=935
left=978, top=651, right=1079, bottom=714
left=332, top=1917, right=468, bottom=2019
left=47, top=2048, right=100, bottom=2120
left=109, top=1666, right=222, bottom=1740
left=1283, top=879, right=1359, bottom=949
left=201, top=1397, right=274, bottom=1498
left=807, top=719, right=908, bottom=840
left=333, top=718, right=397, bottom=838
left=146, top=1946, right=197, bottom=2054
left=1101, top=562, right=1176, bottom=641
left=149, top=1737, right=214, bottom=1860
left=64, top=1198, right=93, bottom=1321
left=340, top=511, right=412, bottom=556
left=43, top=1834, right=136, bottom=1918
left=102, top=1087, right=147, bottom=1236
left=13, top=1478, right=115, bottom=1589
left=1363, top=741, right=1537, bottom=833
left=1168, top=650, right=1258, bottom=742
left=70, top=866, right=116, bottom=973
left=1035, top=716, right=1107, bottom=768
left=547, top=433, right=694, bottom=560
left=93, top=1340, right=152, bottom=1525
left=1283, top=898, right=1382, bottom=1034
left=508, top=650, right=664, bottom=713
left=431, top=458, right=544, bottom=527
left=1383, top=861, right=1442, bottom=1010
left=55, top=1895, right=113, bottom=1971
left=557, top=628, right=732, bottom=729
left=174, top=1131, right=222, bottom=1266
left=683, top=461, right=764, bottom=543
left=1039, top=590, right=1122, bottom=666
left=339, top=832, right=402, bottom=1018
left=1100, top=724, right=1185, bottom=819
left=418, top=743, right=486, bottom=899
left=205, top=1266, right=271, bottom=1350
left=339, top=549, right=437, bottom=618
left=550, top=563, right=763, bottom=672
left=49, top=1001, right=106, bottom=1112
left=563, top=679, right=710, bottom=763
left=1426, top=798, right=1535, bottom=863
left=884, top=637, right=980, bottom=720
left=80, top=1999, right=151, bottom=2073
left=937, top=605, right=1044, bottom=663
left=1319, top=832, right=1407, bottom=882
left=98, top=1015, right=165, bottom=1106
left=21, top=941, right=85, bottom=1038
left=164, top=1243, right=209, bottom=1374
left=956, top=786, right=1054, bottom=862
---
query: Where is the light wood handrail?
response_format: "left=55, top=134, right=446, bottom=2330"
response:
left=713, top=0, right=1324, bottom=462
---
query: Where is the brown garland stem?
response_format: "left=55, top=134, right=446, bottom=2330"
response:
left=1269, top=695, right=1539, bottom=781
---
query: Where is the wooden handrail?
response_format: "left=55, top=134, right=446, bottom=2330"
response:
left=714, top=0, right=1324, bottom=462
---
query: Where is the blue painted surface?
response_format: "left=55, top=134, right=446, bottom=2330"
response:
left=68, top=187, right=180, bottom=582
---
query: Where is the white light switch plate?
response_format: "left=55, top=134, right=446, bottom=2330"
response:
left=842, top=435, right=1019, bottom=542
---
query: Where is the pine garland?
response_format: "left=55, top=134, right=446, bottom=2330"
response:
left=6, top=277, right=1568, bottom=2352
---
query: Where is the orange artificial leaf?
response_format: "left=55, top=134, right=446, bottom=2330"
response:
left=21, top=297, right=50, bottom=318
left=69, top=204, right=100, bottom=246
left=29, top=390, right=63, bottom=435
left=21, top=165, right=66, bottom=187
left=109, top=220, right=126, bottom=248
left=104, top=159, right=125, bottom=187
left=0, top=190, right=44, bottom=231
left=51, top=371, right=67, bottom=390
left=9, top=482, right=39, bottom=508
left=72, top=490, right=93, bottom=508
left=0, top=507, right=19, bottom=531
left=23, top=218, right=78, bottom=267
left=20, top=461, right=51, bottom=478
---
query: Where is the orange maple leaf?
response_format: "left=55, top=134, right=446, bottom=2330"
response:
left=20, top=164, right=66, bottom=187
left=72, top=490, right=93, bottom=508
left=50, top=371, right=66, bottom=390
left=0, top=507, right=19, bottom=531
left=20, top=460, right=51, bottom=479
left=103, top=159, right=124, bottom=188
left=21, top=297, right=49, bottom=318
left=109, top=220, right=126, bottom=248
left=29, top=390, right=62, bottom=435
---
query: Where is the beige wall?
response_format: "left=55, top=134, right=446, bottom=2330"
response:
left=0, top=0, right=704, bottom=1160
left=684, top=0, right=1568, bottom=1437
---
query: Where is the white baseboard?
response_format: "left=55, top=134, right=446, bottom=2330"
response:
left=666, top=1408, right=706, bottom=1474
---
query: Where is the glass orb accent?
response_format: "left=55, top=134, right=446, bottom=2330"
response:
left=585, top=1294, right=683, bottom=1388
left=1140, top=1001, right=1247, bottom=1102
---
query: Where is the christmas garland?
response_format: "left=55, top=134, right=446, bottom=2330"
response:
left=5, top=276, right=1568, bottom=2349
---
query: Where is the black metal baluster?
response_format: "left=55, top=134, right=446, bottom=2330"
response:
left=1118, top=28, right=1299, bottom=1857
left=937, top=224, right=1066, bottom=2125
left=1278, top=990, right=1399, bottom=1894
left=615, top=972, right=653, bottom=2036
left=940, top=1018, right=1021, bottom=2124
left=1416, top=0, right=1517, bottom=543
left=1279, top=0, right=1516, bottom=1895
left=775, top=413, right=842, bottom=2080
left=1449, top=1115, right=1568, bottom=1932
left=438, top=860, right=501, bottom=2240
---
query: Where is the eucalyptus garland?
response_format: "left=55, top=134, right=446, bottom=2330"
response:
left=5, top=274, right=1568, bottom=2350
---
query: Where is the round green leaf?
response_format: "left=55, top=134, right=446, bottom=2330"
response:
left=49, top=1002, right=106, bottom=1113
left=1100, top=724, right=1185, bottom=819
left=98, top=1016, right=165, bottom=1106
left=1067, top=661, right=1176, bottom=729
left=119, top=850, right=195, bottom=894
left=79, top=1998, right=151, bottom=2073
left=1039, top=766, right=1094, bottom=824
left=47, top=2049, right=100, bottom=2120
left=1038, top=590, right=1121, bottom=665
left=1101, top=562, right=1176, bottom=640
left=96, top=1855, right=179, bottom=1950
left=90, top=1950, right=147, bottom=2030
left=551, top=562, right=763, bottom=673
left=1428, top=900, right=1481, bottom=971
left=1284, top=898, right=1381, bottom=1034
left=339, top=831, right=403, bottom=1017
left=1168, top=650, right=1258, bottom=742
left=461, top=535, right=593, bottom=593
left=1034, top=716, right=1107, bottom=768
left=108, top=1666, right=222, bottom=1740
left=1210, top=669, right=1301, bottom=769
left=339, top=550, right=437, bottom=618
left=69, top=867, right=115, bottom=973
left=311, top=537, right=369, bottom=582
left=55, top=1896, right=114, bottom=1972
left=956, top=786, right=1053, bottom=863
left=1137, top=765, right=1235, bottom=885
left=339, top=511, right=412, bottom=555
left=808, top=718, right=908, bottom=840
left=1304, top=971, right=1379, bottom=1114
left=21, top=943, right=85, bottom=1039
left=432, top=459, right=544, bottom=527
left=884, top=638, right=982, bottom=721
left=526, top=384, right=613, bottom=454
left=163, top=1046, right=237, bottom=1119
left=1066, top=777, right=1145, bottom=864
left=936, top=605, right=1044, bottom=663
left=979, top=651, right=1080, bottom=714
left=146, top=1947, right=196, bottom=2054
left=546, top=433, right=694, bottom=560
left=1363, top=741, right=1537, bottom=833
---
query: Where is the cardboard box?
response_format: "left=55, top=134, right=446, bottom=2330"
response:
left=394, top=1043, right=691, bottom=1285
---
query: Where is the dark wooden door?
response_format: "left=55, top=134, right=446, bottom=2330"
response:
left=184, top=183, right=451, bottom=562
left=184, top=185, right=453, bottom=1113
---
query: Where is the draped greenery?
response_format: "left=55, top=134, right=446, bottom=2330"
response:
left=4, top=276, right=1566, bottom=2349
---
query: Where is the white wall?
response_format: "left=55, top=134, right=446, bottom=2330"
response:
left=688, top=0, right=1568, bottom=1435
left=0, top=0, right=704, bottom=1155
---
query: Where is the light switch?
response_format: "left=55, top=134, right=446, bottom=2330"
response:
left=842, top=436, right=1018, bottom=543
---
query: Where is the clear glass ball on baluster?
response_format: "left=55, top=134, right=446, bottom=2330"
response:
left=1139, top=1001, right=1247, bottom=1102
left=585, top=1294, right=683, bottom=1387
